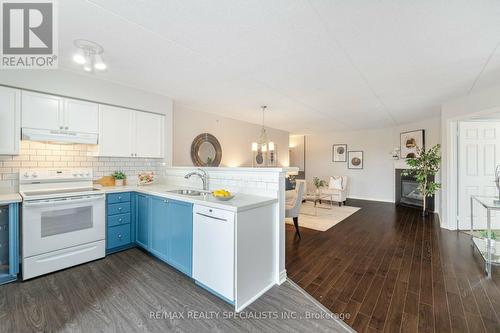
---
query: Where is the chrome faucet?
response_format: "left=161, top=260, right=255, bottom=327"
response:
left=184, top=168, right=209, bottom=191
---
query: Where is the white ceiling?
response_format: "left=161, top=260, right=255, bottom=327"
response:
left=57, top=0, right=500, bottom=133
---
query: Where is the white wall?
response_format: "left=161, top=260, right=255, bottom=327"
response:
left=305, top=117, right=441, bottom=203
left=173, top=105, right=289, bottom=167
left=0, top=69, right=174, bottom=164
left=289, top=135, right=305, bottom=172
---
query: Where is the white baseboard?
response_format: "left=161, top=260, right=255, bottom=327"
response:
left=279, top=269, right=287, bottom=284
left=235, top=282, right=274, bottom=312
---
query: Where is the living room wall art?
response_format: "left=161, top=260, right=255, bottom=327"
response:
left=348, top=151, right=363, bottom=169
left=332, top=144, right=347, bottom=162
left=400, top=129, right=425, bottom=159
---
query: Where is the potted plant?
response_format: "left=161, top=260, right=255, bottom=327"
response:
left=313, top=177, right=327, bottom=194
left=112, top=171, right=126, bottom=186
left=403, top=144, right=441, bottom=216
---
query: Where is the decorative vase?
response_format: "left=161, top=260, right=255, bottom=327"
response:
left=115, top=179, right=124, bottom=186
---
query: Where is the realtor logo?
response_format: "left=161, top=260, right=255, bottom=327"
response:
left=1, top=0, right=58, bottom=69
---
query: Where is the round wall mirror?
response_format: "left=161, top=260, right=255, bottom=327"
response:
left=190, top=133, right=222, bottom=167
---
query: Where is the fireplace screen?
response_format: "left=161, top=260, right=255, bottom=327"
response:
left=401, top=180, right=423, bottom=206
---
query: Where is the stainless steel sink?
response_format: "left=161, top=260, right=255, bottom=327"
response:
left=167, top=189, right=204, bottom=196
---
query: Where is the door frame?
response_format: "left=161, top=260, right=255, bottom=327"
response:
left=445, top=106, right=500, bottom=230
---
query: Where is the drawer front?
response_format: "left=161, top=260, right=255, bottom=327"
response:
left=107, top=213, right=131, bottom=227
left=107, top=192, right=131, bottom=204
left=107, top=202, right=131, bottom=216
left=107, top=224, right=131, bottom=249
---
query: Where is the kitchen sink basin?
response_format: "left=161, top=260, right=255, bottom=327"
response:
left=167, top=189, right=204, bottom=196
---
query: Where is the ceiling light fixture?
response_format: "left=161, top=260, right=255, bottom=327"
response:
left=251, top=106, right=277, bottom=167
left=73, top=39, right=107, bottom=73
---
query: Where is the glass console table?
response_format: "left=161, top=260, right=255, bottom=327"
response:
left=470, top=195, right=500, bottom=278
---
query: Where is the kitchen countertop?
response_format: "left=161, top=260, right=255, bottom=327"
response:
left=95, top=184, right=277, bottom=212
left=0, top=193, right=22, bottom=205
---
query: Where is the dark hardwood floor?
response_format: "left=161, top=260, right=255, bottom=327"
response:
left=286, top=199, right=500, bottom=333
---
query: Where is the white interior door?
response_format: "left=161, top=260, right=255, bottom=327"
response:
left=458, top=121, right=500, bottom=230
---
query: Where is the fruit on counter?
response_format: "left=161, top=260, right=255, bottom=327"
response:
left=212, top=189, right=231, bottom=197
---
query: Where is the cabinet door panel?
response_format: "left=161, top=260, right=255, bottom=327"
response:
left=136, top=194, right=150, bottom=249
left=0, top=87, right=20, bottom=155
left=135, top=111, right=164, bottom=158
left=64, top=98, right=98, bottom=133
left=98, top=105, right=134, bottom=157
left=167, top=200, right=193, bottom=276
left=151, top=197, right=169, bottom=260
left=21, top=91, right=62, bottom=130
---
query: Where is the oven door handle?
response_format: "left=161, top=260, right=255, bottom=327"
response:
left=23, top=194, right=105, bottom=207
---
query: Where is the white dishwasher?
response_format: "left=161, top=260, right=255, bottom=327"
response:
left=192, top=205, right=235, bottom=302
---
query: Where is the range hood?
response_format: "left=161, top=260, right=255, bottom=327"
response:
left=22, top=128, right=98, bottom=144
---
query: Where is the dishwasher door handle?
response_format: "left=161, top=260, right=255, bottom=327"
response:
left=195, top=212, right=227, bottom=222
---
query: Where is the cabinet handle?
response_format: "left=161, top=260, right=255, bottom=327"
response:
left=118, top=218, right=122, bottom=222
left=118, top=207, right=122, bottom=211
left=59, top=126, right=63, bottom=129
left=118, top=234, right=122, bottom=238
left=118, top=196, right=122, bottom=200
left=65, top=126, right=69, bottom=130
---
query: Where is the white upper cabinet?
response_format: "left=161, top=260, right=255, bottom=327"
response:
left=63, top=98, right=99, bottom=133
left=98, top=106, right=165, bottom=158
left=0, top=86, right=21, bottom=155
left=135, top=111, right=164, bottom=158
left=22, top=91, right=98, bottom=134
left=98, top=105, right=135, bottom=157
left=22, top=91, right=62, bottom=131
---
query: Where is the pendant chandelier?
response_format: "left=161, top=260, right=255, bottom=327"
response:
left=251, top=106, right=276, bottom=167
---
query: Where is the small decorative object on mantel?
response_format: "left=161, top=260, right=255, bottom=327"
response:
left=112, top=171, right=126, bottom=186
left=403, top=144, right=441, bottom=216
left=494, top=165, right=500, bottom=205
left=390, top=147, right=401, bottom=160
left=137, top=171, right=156, bottom=186
left=332, top=144, right=347, bottom=162
left=348, top=151, right=363, bottom=169
left=400, top=129, right=425, bottom=159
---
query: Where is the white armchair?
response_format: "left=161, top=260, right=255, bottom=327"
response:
left=285, top=180, right=305, bottom=239
left=320, top=176, right=348, bottom=206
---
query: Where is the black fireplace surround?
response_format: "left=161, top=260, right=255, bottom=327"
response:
left=395, top=169, right=434, bottom=211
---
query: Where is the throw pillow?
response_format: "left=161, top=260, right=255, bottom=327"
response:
left=329, top=176, right=343, bottom=190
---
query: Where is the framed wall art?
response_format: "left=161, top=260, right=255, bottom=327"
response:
left=348, top=151, right=363, bottom=169
left=332, top=144, right=347, bottom=162
left=400, top=129, right=425, bottom=159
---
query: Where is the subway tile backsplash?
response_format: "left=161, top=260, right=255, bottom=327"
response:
left=0, top=141, right=163, bottom=192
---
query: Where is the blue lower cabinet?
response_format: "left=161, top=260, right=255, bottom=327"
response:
left=0, top=203, right=19, bottom=285
left=167, top=200, right=193, bottom=276
left=107, top=224, right=131, bottom=249
left=136, top=193, right=151, bottom=249
left=106, top=192, right=134, bottom=253
left=150, top=197, right=169, bottom=261
left=136, top=195, right=193, bottom=277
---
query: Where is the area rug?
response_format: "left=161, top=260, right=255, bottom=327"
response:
left=285, top=202, right=361, bottom=232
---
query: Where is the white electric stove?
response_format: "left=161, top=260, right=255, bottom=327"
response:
left=19, top=168, right=105, bottom=280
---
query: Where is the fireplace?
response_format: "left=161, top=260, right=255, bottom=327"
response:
left=395, top=169, right=434, bottom=211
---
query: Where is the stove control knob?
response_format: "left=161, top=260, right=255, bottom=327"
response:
left=79, top=173, right=84, bottom=177
left=23, top=172, right=29, bottom=178
left=32, top=173, right=38, bottom=178
left=85, top=173, right=90, bottom=177
left=73, top=173, right=78, bottom=177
